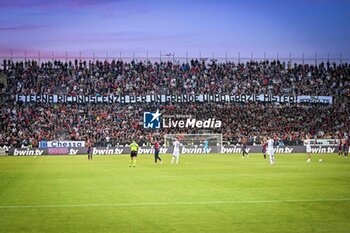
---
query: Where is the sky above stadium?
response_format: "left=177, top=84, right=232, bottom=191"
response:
left=0, top=0, right=349, bottom=59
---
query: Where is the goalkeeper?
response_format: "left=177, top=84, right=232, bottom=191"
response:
left=204, top=139, right=209, bottom=154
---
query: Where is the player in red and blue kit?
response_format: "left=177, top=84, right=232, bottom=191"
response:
left=338, top=139, right=343, bottom=156
left=242, top=137, right=248, bottom=158
left=87, top=139, right=92, bottom=160
left=262, top=138, right=267, bottom=159
left=343, top=137, right=349, bottom=158
left=153, top=139, right=162, bottom=164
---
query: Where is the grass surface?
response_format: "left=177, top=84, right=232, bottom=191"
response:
left=0, top=153, right=349, bottom=233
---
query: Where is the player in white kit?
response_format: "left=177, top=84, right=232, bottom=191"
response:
left=267, top=136, right=275, bottom=165
left=304, top=135, right=312, bottom=162
left=172, top=138, right=182, bottom=164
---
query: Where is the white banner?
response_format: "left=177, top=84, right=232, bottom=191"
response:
left=0, top=148, right=7, bottom=156
left=309, top=139, right=339, bottom=146
left=16, top=94, right=333, bottom=104
left=39, top=140, right=85, bottom=148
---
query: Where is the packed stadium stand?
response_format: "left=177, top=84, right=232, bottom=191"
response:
left=0, top=59, right=349, bottom=147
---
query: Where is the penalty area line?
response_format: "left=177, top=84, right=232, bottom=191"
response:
left=0, top=198, right=350, bottom=209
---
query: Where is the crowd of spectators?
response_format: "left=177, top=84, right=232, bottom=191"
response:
left=0, top=102, right=348, bottom=147
left=0, top=59, right=349, bottom=148
left=2, top=58, right=350, bottom=97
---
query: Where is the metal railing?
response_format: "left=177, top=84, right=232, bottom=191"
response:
left=0, top=50, right=349, bottom=65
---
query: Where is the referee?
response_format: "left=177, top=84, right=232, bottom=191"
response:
left=129, top=139, right=139, bottom=167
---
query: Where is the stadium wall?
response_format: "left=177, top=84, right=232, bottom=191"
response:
left=7, top=146, right=340, bottom=156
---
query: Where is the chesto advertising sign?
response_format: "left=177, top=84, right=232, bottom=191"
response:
left=39, top=141, right=86, bottom=148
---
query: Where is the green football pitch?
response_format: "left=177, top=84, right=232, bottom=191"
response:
left=0, top=153, right=349, bottom=233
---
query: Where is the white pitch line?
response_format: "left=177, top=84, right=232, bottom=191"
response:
left=0, top=198, right=350, bottom=209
